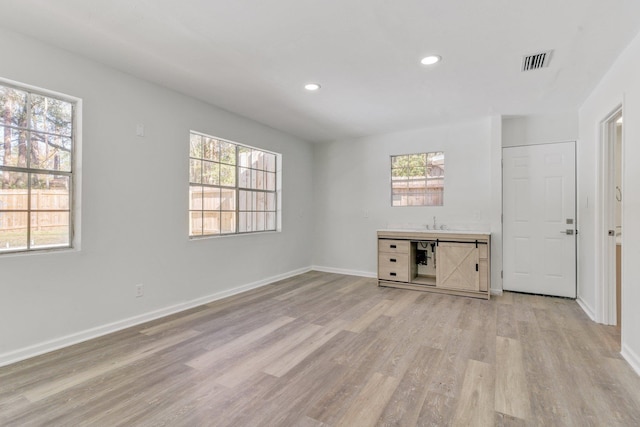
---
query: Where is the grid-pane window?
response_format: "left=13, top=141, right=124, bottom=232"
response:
left=189, top=131, right=278, bottom=236
left=0, top=83, right=75, bottom=253
left=391, top=152, right=444, bottom=207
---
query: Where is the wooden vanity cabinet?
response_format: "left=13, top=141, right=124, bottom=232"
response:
left=377, top=230, right=491, bottom=300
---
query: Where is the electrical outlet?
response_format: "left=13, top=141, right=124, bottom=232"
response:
left=135, top=284, right=144, bottom=298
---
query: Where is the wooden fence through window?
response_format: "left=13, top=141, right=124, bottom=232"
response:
left=0, top=190, right=69, bottom=230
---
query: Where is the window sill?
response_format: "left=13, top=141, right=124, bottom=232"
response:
left=189, top=229, right=281, bottom=241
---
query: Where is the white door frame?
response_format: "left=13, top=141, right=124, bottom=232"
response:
left=597, top=105, right=623, bottom=325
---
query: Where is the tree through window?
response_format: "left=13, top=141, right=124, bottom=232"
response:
left=0, top=82, right=75, bottom=253
left=391, top=152, right=444, bottom=206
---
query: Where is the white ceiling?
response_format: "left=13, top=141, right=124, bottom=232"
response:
left=2, top=0, right=640, bottom=142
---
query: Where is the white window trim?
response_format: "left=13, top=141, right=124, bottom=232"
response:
left=188, top=131, right=281, bottom=238
left=0, top=77, right=81, bottom=255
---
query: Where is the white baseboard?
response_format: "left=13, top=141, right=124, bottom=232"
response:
left=0, top=266, right=312, bottom=368
left=576, top=296, right=596, bottom=321
left=311, top=265, right=377, bottom=279
left=490, top=288, right=503, bottom=296
left=622, top=343, right=640, bottom=377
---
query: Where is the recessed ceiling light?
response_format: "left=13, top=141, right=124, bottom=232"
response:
left=420, top=55, right=441, bottom=65
left=304, top=83, right=321, bottom=91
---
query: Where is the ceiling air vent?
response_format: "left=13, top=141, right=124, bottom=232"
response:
left=521, top=50, right=553, bottom=72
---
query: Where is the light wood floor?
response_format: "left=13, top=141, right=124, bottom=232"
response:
left=1, top=271, right=639, bottom=426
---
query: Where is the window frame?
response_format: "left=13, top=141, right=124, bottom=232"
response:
left=390, top=151, right=444, bottom=207
left=0, top=79, right=78, bottom=255
left=188, top=131, right=280, bottom=238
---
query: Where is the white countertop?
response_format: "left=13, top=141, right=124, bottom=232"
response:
left=378, top=228, right=491, bottom=236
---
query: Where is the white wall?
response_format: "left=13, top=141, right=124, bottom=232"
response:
left=502, top=112, right=578, bottom=147
left=579, top=29, right=640, bottom=374
left=312, top=118, right=498, bottom=288
left=0, top=28, right=314, bottom=365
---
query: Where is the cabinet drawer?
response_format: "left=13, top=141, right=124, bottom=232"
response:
left=378, top=239, right=410, bottom=254
left=378, top=253, right=409, bottom=269
left=378, top=253, right=409, bottom=282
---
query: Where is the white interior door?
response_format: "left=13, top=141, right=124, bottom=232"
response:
left=503, top=142, right=576, bottom=298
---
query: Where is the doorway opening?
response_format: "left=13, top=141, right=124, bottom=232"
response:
left=600, top=106, right=623, bottom=333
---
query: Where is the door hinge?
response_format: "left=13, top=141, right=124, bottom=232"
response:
left=501, top=270, right=503, bottom=279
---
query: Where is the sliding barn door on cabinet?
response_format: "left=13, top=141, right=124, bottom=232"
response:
left=436, top=242, right=480, bottom=291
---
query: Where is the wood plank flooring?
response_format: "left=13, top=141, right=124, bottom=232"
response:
left=1, top=271, right=639, bottom=426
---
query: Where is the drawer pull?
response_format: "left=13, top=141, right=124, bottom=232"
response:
left=390, top=272, right=397, bottom=276
left=390, top=258, right=397, bottom=262
left=390, top=244, right=397, bottom=249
